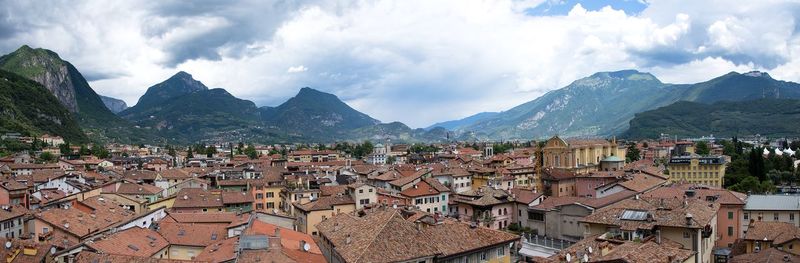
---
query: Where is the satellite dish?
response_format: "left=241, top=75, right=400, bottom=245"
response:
left=4, top=241, right=10, bottom=249
left=566, top=253, right=572, bottom=262
left=50, top=247, right=56, bottom=255
left=303, top=243, right=311, bottom=251
left=583, top=254, right=589, bottom=262
left=587, top=247, right=593, bottom=254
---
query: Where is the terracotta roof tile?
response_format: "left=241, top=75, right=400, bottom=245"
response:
left=158, top=222, right=227, bottom=247
left=88, top=227, right=168, bottom=257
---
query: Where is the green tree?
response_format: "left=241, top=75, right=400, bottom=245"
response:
left=387, top=156, right=397, bottom=164
left=244, top=144, right=258, bottom=159
left=749, top=147, right=766, bottom=181
left=79, top=145, right=91, bottom=156
left=39, top=152, right=55, bottom=162
left=695, top=141, right=710, bottom=155
left=167, top=146, right=176, bottom=157
left=236, top=142, right=244, bottom=155
left=92, top=145, right=110, bottom=159
left=206, top=145, right=217, bottom=158
left=625, top=142, right=641, bottom=162
left=59, top=141, right=71, bottom=155
left=187, top=147, right=194, bottom=158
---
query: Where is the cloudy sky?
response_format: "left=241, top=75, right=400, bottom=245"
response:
left=1, top=0, right=799, bottom=128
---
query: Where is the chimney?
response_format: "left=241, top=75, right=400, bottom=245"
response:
left=346, top=234, right=351, bottom=244
left=274, top=228, right=281, bottom=238
left=685, top=213, right=693, bottom=226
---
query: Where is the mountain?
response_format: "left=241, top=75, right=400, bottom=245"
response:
left=131, top=71, right=208, bottom=110
left=99, top=95, right=128, bottom=113
left=0, top=45, right=154, bottom=143
left=260, top=87, right=381, bottom=141
left=624, top=99, right=800, bottom=139
left=449, top=70, right=800, bottom=140
left=0, top=70, right=87, bottom=142
left=426, top=112, right=499, bottom=131
left=675, top=71, right=800, bottom=104
left=453, top=70, right=679, bottom=139
left=121, top=72, right=271, bottom=143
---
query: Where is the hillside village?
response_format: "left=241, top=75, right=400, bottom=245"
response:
left=0, top=132, right=797, bottom=263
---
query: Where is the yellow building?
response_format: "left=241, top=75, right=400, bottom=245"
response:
left=741, top=221, right=800, bottom=254
left=287, top=150, right=342, bottom=163
left=541, top=136, right=624, bottom=174
left=666, top=155, right=727, bottom=187
left=293, top=195, right=355, bottom=236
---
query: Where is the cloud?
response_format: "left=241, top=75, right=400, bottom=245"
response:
left=0, top=0, right=798, bottom=128
left=287, top=65, right=308, bottom=73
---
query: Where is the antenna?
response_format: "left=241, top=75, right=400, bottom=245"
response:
left=4, top=241, right=10, bottom=249
left=303, top=243, right=311, bottom=252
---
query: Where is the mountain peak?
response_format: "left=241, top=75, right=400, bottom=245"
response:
left=170, top=71, right=193, bottom=79
left=128, top=71, right=208, bottom=109
left=742, top=71, right=772, bottom=79
left=590, top=70, right=658, bottom=81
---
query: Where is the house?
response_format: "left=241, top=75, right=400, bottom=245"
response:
left=400, top=178, right=450, bottom=214
left=740, top=221, right=800, bottom=255
left=250, top=176, right=284, bottom=212
left=158, top=222, right=227, bottom=260
left=316, top=207, right=519, bottom=263
left=172, top=188, right=224, bottom=213
left=741, top=195, right=800, bottom=235
left=534, top=233, right=696, bottom=263
left=221, top=191, right=254, bottom=212
left=0, top=238, right=54, bottom=263
left=451, top=186, right=515, bottom=230
left=0, top=205, right=27, bottom=239
left=510, top=188, right=544, bottom=229
left=348, top=183, right=378, bottom=210
left=31, top=198, right=136, bottom=247
left=86, top=226, right=170, bottom=259
left=0, top=178, right=29, bottom=207
left=526, top=190, right=636, bottom=241
left=580, top=196, right=719, bottom=263
left=643, top=184, right=747, bottom=249
left=293, top=194, right=355, bottom=236
left=230, top=220, right=326, bottom=262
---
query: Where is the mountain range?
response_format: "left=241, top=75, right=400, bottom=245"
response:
left=2, top=45, right=800, bottom=144
left=439, top=70, right=800, bottom=140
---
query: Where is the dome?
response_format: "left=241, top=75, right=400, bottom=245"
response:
left=601, top=155, right=624, bottom=162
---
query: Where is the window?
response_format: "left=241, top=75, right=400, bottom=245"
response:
left=728, top=211, right=733, bottom=219
left=416, top=199, right=423, bottom=205
left=793, top=214, right=796, bottom=221
left=744, top=213, right=749, bottom=220
left=480, top=251, right=487, bottom=261
left=442, top=195, right=446, bottom=201
left=728, top=226, right=733, bottom=237
left=683, top=231, right=690, bottom=238
left=368, top=188, right=373, bottom=193
left=359, top=189, right=364, bottom=194
left=775, top=213, right=780, bottom=221
left=360, top=199, right=369, bottom=205
left=497, top=247, right=505, bottom=256
left=266, top=192, right=274, bottom=198
left=256, top=193, right=264, bottom=199
left=267, top=202, right=275, bottom=209
left=529, top=212, right=544, bottom=221
left=256, top=203, right=264, bottom=209
left=42, top=227, right=49, bottom=234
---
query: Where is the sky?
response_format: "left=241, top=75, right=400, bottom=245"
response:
left=1, top=0, right=799, bottom=128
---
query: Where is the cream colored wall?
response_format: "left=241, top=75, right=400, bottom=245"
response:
left=168, top=245, right=203, bottom=260
left=147, top=196, right=175, bottom=211
left=304, top=204, right=355, bottom=235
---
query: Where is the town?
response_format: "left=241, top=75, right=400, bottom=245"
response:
left=0, top=132, right=797, bottom=263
